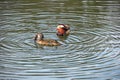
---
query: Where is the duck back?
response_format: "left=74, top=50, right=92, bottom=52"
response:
left=36, top=39, right=61, bottom=46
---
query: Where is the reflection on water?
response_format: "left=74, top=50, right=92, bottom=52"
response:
left=0, top=0, right=120, bottom=80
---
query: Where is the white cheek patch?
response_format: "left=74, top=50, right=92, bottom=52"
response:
left=57, top=25, right=64, bottom=28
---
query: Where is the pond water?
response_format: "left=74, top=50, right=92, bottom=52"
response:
left=0, top=0, right=120, bottom=80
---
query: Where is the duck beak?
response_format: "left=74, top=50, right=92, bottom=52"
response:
left=56, top=28, right=60, bottom=32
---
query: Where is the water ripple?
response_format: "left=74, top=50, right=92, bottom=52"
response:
left=0, top=0, right=120, bottom=80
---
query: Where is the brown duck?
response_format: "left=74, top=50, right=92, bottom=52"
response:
left=34, top=33, right=61, bottom=46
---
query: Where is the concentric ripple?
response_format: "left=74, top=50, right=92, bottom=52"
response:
left=0, top=0, right=120, bottom=80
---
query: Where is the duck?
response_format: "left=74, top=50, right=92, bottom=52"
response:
left=34, top=33, right=61, bottom=46
left=56, top=24, right=70, bottom=36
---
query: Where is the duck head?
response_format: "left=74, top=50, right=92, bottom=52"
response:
left=34, top=33, right=44, bottom=41
left=56, top=24, right=70, bottom=36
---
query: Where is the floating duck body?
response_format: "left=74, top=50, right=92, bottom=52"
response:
left=34, top=33, right=61, bottom=46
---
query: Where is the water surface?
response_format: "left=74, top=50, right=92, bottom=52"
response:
left=0, top=0, right=120, bottom=80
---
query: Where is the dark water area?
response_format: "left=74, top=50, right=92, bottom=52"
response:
left=0, top=0, right=120, bottom=80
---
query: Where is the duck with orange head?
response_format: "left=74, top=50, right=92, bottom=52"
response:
left=56, top=24, right=70, bottom=36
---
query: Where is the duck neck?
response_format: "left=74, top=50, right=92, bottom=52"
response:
left=34, top=36, right=43, bottom=41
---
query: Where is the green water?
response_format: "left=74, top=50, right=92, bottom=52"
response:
left=0, top=0, right=120, bottom=80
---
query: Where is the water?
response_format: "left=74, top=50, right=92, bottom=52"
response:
left=0, top=0, right=120, bottom=80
